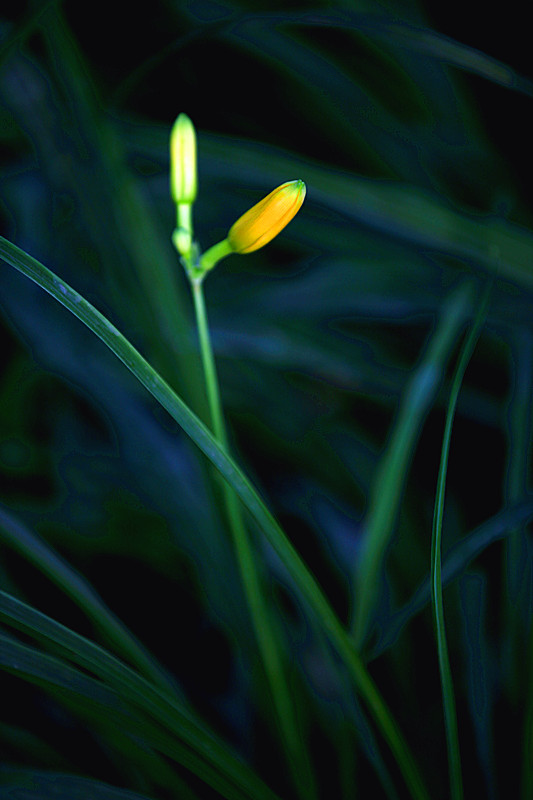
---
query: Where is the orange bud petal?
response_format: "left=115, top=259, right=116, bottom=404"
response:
left=227, top=180, right=306, bottom=254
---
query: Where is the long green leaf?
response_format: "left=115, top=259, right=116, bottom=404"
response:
left=0, top=504, right=176, bottom=694
left=116, top=8, right=532, bottom=116
left=262, top=11, right=533, bottom=95
left=0, top=235, right=429, bottom=800
left=0, top=605, right=280, bottom=800
left=430, top=282, right=490, bottom=800
left=184, top=8, right=531, bottom=193
left=371, top=496, right=533, bottom=658
left=0, top=721, right=197, bottom=798
left=352, top=282, right=472, bottom=647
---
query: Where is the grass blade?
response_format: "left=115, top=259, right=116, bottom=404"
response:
left=0, top=753, right=197, bottom=799
left=352, top=282, right=472, bottom=648
left=340, top=14, right=533, bottom=95
left=0, top=591, right=281, bottom=800
left=372, top=496, right=533, bottom=658
left=430, top=282, right=491, bottom=800
left=0, top=504, right=177, bottom=695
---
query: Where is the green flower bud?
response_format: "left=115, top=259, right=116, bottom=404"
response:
left=170, top=113, right=197, bottom=204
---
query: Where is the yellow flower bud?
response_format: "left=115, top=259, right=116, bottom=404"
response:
left=227, top=180, right=306, bottom=254
left=170, top=113, right=197, bottom=204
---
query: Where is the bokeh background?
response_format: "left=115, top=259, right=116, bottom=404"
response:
left=1, top=1, right=532, bottom=799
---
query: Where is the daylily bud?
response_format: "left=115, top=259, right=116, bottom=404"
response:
left=170, top=113, right=197, bottom=204
left=227, top=180, right=306, bottom=254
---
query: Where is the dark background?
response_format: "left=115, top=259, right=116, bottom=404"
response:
left=1, top=2, right=532, bottom=799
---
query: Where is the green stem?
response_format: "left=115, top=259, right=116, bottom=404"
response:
left=199, top=239, right=233, bottom=273
left=191, top=276, right=316, bottom=800
left=431, top=282, right=491, bottom=800
left=191, top=279, right=227, bottom=443
left=177, top=203, right=193, bottom=237
left=172, top=204, right=194, bottom=259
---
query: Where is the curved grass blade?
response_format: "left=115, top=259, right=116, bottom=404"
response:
left=254, top=11, right=533, bottom=96
left=0, top=609, right=281, bottom=800
left=430, top=282, right=491, bottom=800
left=219, top=14, right=407, bottom=181
left=352, top=282, right=472, bottom=648
left=0, top=504, right=177, bottom=695
left=371, top=495, right=533, bottom=658
left=0, top=272, right=248, bottom=647
left=0, top=731, right=197, bottom=798
left=0, top=236, right=429, bottom=800
left=182, top=9, right=530, bottom=194
left=0, top=630, right=139, bottom=721
left=226, top=10, right=533, bottom=97
left=116, top=8, right=532, bottom=112
left=361, top=18, right=533, bottom=96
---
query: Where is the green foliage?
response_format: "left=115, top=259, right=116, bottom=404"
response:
left=0, top=2, right=531, bottom=799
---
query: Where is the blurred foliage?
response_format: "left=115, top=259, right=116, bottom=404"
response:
left=0, top=1, right=532, bottom=799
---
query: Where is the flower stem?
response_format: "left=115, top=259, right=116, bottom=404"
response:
left=190, top=276, right=317, bottom=800
left=199, top=239, right=233, bottom=273
left=191, top=278, right=226, bottom=443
